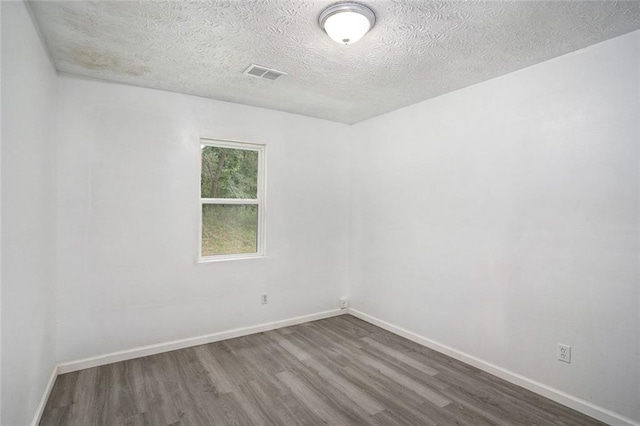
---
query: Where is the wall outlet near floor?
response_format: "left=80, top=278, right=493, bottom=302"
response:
left=261, top=294, right=268, bottom=305
left=340, top=298, right=349, bottom=309
left=558, top=344, right=571, bottom=363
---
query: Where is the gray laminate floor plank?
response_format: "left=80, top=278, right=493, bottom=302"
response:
left=39, top=406, right=71, bottom=426
left=135, top=354, right=182, bottom=425
left=341, top=360, right=454, bottom=417
left=441, top=364, right=595, bottom=426
left=233, top=380, right=281, bottom=426
left=276, top=371, right=355, bottom=426
left=358, top=354, right=451, bottom=408
left=43, top=372, right=78, bottom=410
left=301, top=356, right=385, bottom=415
left=265, top=333, right=377, bottom=423
left=360, top=336, right=440, bottom=376
left=339, top=364, right=453, bottom=425
left=193, top=345, right=236, bottom=394
left=41, top=315, right=605, bottom=426
left=65, top=367, right=102, bottom=425
left=357, top=343, right=451, bottom=392
left=291, top=330, right=437, bottom=414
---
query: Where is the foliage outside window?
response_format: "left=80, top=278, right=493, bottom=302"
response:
left=200, top=139, right=265, bottom=261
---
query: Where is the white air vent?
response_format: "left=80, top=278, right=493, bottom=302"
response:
left=243, top=64, right=287, bottom=81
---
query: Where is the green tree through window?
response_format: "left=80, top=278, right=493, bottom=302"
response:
left=200, top=140, right=264, bottom=259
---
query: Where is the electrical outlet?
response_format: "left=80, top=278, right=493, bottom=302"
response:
left=340, top=298, right=349, bottom=309
left=261, top=294, right=268, bottom=305
left=558, top=344, right=571, bottom=363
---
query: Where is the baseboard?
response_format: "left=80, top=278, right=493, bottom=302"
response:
left=57, top=308, right=345, bottom=374
left=348, top=308, right=639, bottom=426
left=30, top=365, right=58, bottom=426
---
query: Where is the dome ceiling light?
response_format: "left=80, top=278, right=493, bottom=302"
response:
left=319, top=2, right=376, bottom=45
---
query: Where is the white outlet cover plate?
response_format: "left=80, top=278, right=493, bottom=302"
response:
left=558, top=344, right=571, bottom=363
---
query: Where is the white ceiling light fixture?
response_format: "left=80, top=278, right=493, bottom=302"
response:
left=319, top=2, right=376, bottom=45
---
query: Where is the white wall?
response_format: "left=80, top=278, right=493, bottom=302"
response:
left=55, top=75, right=351, bottom=362
left=350, top=31, right=640, bottom=422
left=1, top=1, right=58, bottom=425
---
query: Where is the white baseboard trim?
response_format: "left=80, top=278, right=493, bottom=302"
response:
left=31, top=366, right=58, bottom=426
left=57, top=308, right=345, bottom=374
left=348, top=308, right=639, bottom=426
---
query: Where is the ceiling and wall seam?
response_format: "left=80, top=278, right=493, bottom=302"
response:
left=28, top=1, right=640, bottom=124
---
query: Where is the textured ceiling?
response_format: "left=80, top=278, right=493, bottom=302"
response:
left=30, top=0, right=640, bottom=124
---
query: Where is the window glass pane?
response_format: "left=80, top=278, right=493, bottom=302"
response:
left=202, top=204, right=258, bottom=256
left=201, top=146, right=258, bottom=199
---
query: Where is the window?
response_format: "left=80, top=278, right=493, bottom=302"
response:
left=199, top=138, right=265, bottom=261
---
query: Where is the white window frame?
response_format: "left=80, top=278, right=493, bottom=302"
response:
left=198, top=138, right=266, bottom=263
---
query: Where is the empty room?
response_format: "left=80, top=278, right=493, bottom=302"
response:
left=1, top=0, right=639, bottom=425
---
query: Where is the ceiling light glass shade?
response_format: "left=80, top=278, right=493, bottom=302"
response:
left=319, top=3, right=376, bottom=45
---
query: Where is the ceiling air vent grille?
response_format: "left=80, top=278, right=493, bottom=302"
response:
left=243, top=64, right=287, bottom=81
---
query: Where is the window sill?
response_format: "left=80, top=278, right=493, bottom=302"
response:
left=197, top=254, right=265, bottom=264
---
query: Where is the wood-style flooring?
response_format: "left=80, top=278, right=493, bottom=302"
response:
left=41, top=315, right=604, bottom=425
